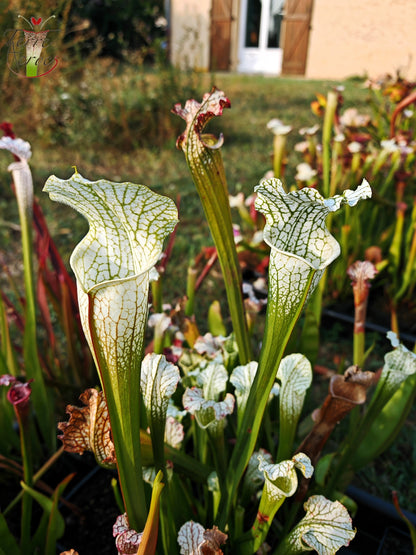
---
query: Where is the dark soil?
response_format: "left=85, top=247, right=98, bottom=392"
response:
left=1, top=451, right=119, bottom=555
left=57, top=462, right=119, bottom=554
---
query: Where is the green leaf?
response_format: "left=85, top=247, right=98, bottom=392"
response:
left=208, top=300, right=227, bottom=337
left=173, top=90, right=252, bottom=364
left=0, top=513, right=20, bottom=555
left=230, top=361, right=258, bottom=428
left=141, top=353, right=180, bottom=473
left=21, top=480, right=53, bottom=512
left=198, top=361, right=228, bottom=400
left=314, top=453, right=336, bottom=487
left=278, top=495, right=356, bottom=555
left=276, top=353, right=312, bottom=462
left=21, top=473, right=73, bottom=555
left=351, top=373, right=416, bottom=469
left=352, top=332, right=416, bottom=459
left=389, top=206, right=405, bottom=275
left=299, top=307, right=320, bottom=367
left=252, top=453, right=313, bottom=551
left=362, top=341, right=376, bottom=365
left=0, top=288, right=18, bottom=376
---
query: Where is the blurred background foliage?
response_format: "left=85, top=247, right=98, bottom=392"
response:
left=0, top=0, right=201, bottom=151
left=1, top=0, right=167, bottom=60
left=71, top=0, right=166, bottom=59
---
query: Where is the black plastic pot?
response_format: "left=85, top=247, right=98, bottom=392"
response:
left=322, top=307, right=416, bottom=344
left=55, top=452, right=119, bottom=555
left=339, top=485, right=416, bottom=554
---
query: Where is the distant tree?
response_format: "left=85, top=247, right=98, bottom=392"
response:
left=71, top=0, right=167, bottom=60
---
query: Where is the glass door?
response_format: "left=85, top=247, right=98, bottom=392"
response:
left=238, top=0, right=285, bottom=74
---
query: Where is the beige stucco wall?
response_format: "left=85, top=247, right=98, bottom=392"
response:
left=170, top=0, right=211, bottom=71
left=306, top=0, right=416, bottom=79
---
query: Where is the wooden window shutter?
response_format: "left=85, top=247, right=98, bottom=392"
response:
left=281, top=0, right=314, bottom=75
left=210, top=0, right=233, bottom=71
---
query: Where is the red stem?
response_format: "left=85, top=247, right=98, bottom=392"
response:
left=390, top=89, right=416, bottom=138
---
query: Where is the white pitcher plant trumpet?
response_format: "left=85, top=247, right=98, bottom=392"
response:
left=44, top=171, right=178, bottom=530
left=217, top=177, right=372, bottom=527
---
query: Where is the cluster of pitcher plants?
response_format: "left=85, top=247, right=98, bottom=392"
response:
left=267, top=74, right=416, bottom=338
left=1, top=84, right=416, bottom=554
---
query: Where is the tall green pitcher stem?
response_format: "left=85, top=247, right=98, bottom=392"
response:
left=18, top=411, right=33, bottom=553
left=217, top=272, right=315, bottom=528
left=322, top=91, right=338, bottom=197
left=18, top=175, right=54, bottom=451
left=173, top=90, right=252, bottom=364
left=88, top=306, right=147, bottom=530
left=189, top=157, right=251, bottom=364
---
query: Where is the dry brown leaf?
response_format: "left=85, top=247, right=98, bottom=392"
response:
left=199, top=526, right=228, bottom=554
left=58, top=388, right=116, bottom=468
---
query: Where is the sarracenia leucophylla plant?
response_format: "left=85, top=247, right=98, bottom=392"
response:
left=0, top=131, right=54, bottom=451
left=44, top=171, right=178, bottom=531
left=0, top=123, right=93, bottom=421
left=5, top=84, right=416, bottom=553
left=34, top=89, right=383, bottom=554
left=284, top=80, right=416, bottom=336
left=172, top=90, right=252, bottom=365
left=216, top=176, right=371, bottom=528
left=347, top=260, right=378, bottom=368
left=47, top=91, right=367, bottom=553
